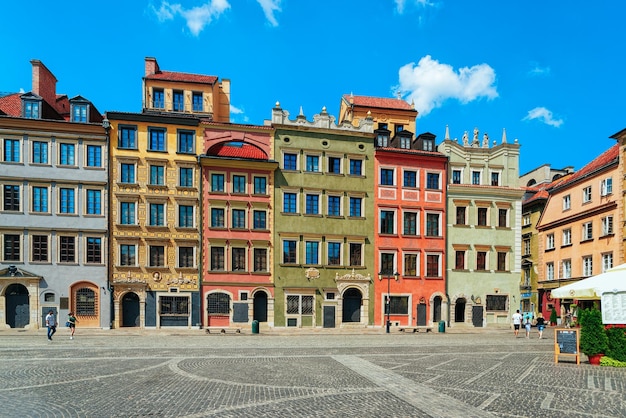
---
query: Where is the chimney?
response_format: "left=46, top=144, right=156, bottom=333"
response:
left=145, top=57, right=160, bottom=77
left=30, top=60, right=57, bottom=105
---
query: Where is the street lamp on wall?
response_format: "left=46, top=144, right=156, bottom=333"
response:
left=378, top=271, right=399, bottom=333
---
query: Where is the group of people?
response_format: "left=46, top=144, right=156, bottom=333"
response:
left=44, top=310, right=78, bottom=341
left=512, top=310, right=546, bottom=339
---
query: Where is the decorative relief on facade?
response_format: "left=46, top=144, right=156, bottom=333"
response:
left=425, top=192, right=442, bottom=202
left=305, top=267, right=320, bottom=280
left=403, top=190, right=419, bottom=201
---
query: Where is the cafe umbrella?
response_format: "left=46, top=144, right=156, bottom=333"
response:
left=551, top=263, right=626, bottom=300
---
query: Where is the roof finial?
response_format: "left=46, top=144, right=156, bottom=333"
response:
left=445, top=124, right=450, bottom=140
left=501, top=128, right=507, bottom=144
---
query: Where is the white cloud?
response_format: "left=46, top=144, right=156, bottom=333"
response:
left=256, top=0, right=281, bottom=27
left=396, top=55, right=498, bottom=117
left=528, top=63, right=550, bottom=76
left=151, top=0, right=230, bottom=36
left=230, top=104, right=244, bottom=114
left=523, top=107, right=564, bottom=127
left=395, top=0, right=436, bottom=14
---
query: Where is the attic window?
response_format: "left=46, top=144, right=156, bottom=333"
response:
left=23, top=100, right=41, bottom=119
left=423, top=139, right=434, bottom=151
left=72, top=104, right=88, bottom=122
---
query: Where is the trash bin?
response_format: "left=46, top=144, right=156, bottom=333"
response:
left=438, top=320, right=445, bottom=333
left=252, top=320, right=259, bottom=334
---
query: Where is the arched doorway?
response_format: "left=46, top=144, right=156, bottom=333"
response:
left=6, top=284, right=29, bottom=328
left=121, top=292, right=140, bottom=327
left=342, top=288, right=362, bottom=323
left=253, top=291, right=268, bottom=322
left=433, top=296, right=442, bottom=322
left=454, top=298, right=466, bottom=323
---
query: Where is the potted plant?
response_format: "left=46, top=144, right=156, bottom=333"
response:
left=579, top=307, right=608, bottom=365
left=549, top=308, right=558, bottom=326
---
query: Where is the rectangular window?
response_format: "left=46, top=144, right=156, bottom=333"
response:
left=211, top=173, right=225, bottom=192
left=86, top=190, right=101, bottom=215
left=403, top=212, right=417, bottom=235
left=305, top=194, right=319, bottom=215
left=380, top=253, right=395, bottom=275
left=232, top=209, right=246, bottom=228
left=283, top=153, right=297, bottom=170
left=426, top=173, right=439, bottom=189
left=389, top=296, right=409, bottom=315
left=349, top=197, right=362, bottom=217
left=563, top=195, right=571, bottom=210
left=546, top=234, right=555, bottom=249
left=149, top=203, right=165, bottom=226
left=254, top=248, right=267, bottom=272
left=497, top=252, right=507, bottom=271
left=178, top=205, right=194, bottom=228
left=232, top=248, right=246, bottom=271
left=253, top=177, right=267, bottom=195
left=153, top=89, right=164, bottom=108
left=160, top=296, right=189, bottom=316
left=150, top=165, right=165, bottom=186
left=232, top=175, right=246, bottom=194
left=59, top=236, right=76, bottom=263
left=283, top=240, right=297, bottom=264
left=286, top=295, right=314, bottom=315
left=380, top=210, right=395, bottom=234
left=120, top=202, right=136, bottom=225
left=328, top=195, right=341, bottom=216
left=349, top=159, right=362, bottom=176
left=148, top=128, right=166, bottom=151
left=86, top=145, right=102, bottom=167
left=498, top=209, right=507, bottom=227
left=120, top=244, right=136, bottom=266
left=583, top=256, right=593, bottom=276
left=456, top=207, right=466, bottom=225
left=602, top=216, right=614, bottom=236
left=173, top=90, right=184, bottom=111
left=211, top=208, right=225, bottom=228
left=491, top=172, right=500, bottom=186
left=601, top=178, right=613, bottom=196
left=59, top=188, right=75, bottom=214
left=561, top=260, right=572, bottom=279
left=3, top=234, right=20, bottom=261
left=120, top=163, right=136, bottom=183
left=400, top=137, right=411, bottom=149
left=59, top=143, right=75, bottom=165
left=211, top=247, right=225, bottom=270
left=283, top=192, right=297, bottom=213
left=477, top=207, right=488, bottom=226
left=486, top=295, right=507, bottom=312
left=207, top=292, right=229, bottom=314
left=583, top=186, right=592, bottom=203
left=546, top=262, right=554, bottom=280
left=523, top=213, right=531, bottom=226
left=179, top=167, right=193, bottom=187
left=3, top=185, right=20, bottom=211
left=178, top=131, right=195, bottom=154
left=328, top=157, right=341, bottom=174
left=562, top=229, right=571, bottom=246
left=32, top=235, right=48, bottom=262
left=426, top=213, right=439, bottom=236
left=32, top=186, right=48, bottom=213
left=119, top=127, right=137, bottom=149
left=4, top=139, right=20, bottom=162
left=192, top=92, right=203, bottom=112
left=86, top=237, right=102, bottom=264
left=24, top=101, right=40, bottom=119
left=476, top=251, right=487, bottom=270
left=150, top=246, right=165, bottom=267
left=472, top=171, right=481, bottom=185
left=404, top=253, right=417, bottom=276
left=602, top=253, right=613, bottom=273
left=72, top=104, right=87, bottom=122
left=426, top=254, right=439, bottom=277
left=305, top=155, right=319, bottom=172
left=380, top=168, right=394, bottom=185
left=452, top=170, right=461, bottom=184
left=404, top=171, right=417, bottom=188
left=305, top=241, right=319, bottom=264
left=582, top=222, right=593, bottom=240
left=524, top=238, right=531, bottom=255
left=32, top=141, right=48, bottom=164
left=455, top=251, right=465, bottom=270
left=349, top=243, right=362, bottom=266
left=328, top=242, right=341, bottom=265
left=253, top=210, right=266, bottom=229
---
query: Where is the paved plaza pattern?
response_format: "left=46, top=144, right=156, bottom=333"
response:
left=0, top=327, right=624, bottom=417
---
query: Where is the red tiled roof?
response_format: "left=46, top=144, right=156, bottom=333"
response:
left=207, top=141, right=268, bottom=160
left=0, top=93, right=22, bottom=116
left=343, top=94, right=415, bottom=111
left=550, top=144, right=619, bottom=190
left=145, top=71, right=217, bottom=84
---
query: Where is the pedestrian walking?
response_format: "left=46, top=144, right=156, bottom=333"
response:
left=524, top=313, right=532, bottom=339
left=536, top=313, right=546, bottom=339
left=512, top=309, right=522, bottom=337
left=45, top=310, right=57, bottom=341
left=67, top=312, right=78, bottom=340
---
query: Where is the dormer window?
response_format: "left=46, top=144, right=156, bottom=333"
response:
left=400, top=137, right=410, bottom=149
left=375, top=128, right=391, bottom=147
left=423, top=139, right=434, bottom=151
left=23, top=100, right=41, bottom=119
left=72, top=104, right=88, bottom=122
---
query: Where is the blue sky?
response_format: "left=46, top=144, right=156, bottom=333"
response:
left=1, top=0, right=624, bottom=175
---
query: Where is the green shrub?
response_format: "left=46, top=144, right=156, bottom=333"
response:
left=605, top=327, right=626, bottom=362
left=600, top=356, right=626, bottom=367
left=579, top=307, right=608, bottom=356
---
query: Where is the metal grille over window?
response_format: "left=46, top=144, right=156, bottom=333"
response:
left=160, top=296, right=189, bottom=315
left=76, top=288, right=97, bottom=316
left=207, top=293, right=230, bottom=315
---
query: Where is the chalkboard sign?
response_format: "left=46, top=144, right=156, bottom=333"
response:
left=554, top=328, right=580, bottom=365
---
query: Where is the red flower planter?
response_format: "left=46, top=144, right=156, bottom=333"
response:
left=588, top=354, right=604, bottom=365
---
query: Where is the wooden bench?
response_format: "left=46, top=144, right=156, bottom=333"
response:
left=205, top=327, right=241, bottom=334
left=398, top=326, right=433, bottom=333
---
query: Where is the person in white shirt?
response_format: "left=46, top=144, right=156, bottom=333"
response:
left=512, top=309, right=523, bottom=337
left=45, top=310, right=57, bottom=341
